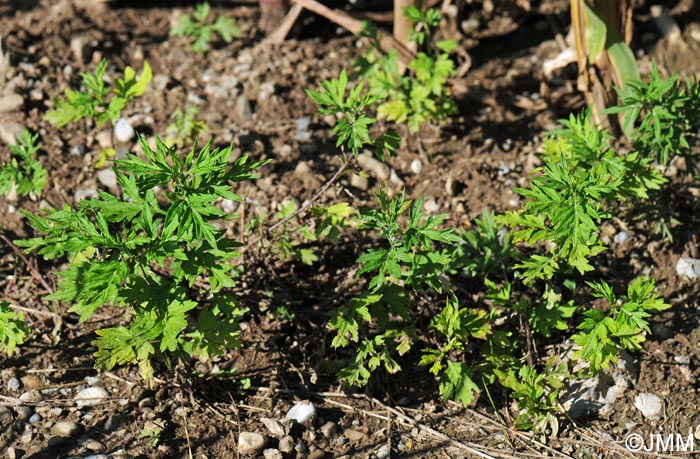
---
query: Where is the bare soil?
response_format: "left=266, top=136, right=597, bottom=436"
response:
left=2, top=1, right=700, bottom=458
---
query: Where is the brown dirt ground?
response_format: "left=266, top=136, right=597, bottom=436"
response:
left=2, top=1, right=700, bottom=458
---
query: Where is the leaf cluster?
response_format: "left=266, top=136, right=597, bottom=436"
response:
left=572, top=276, right=670, bottom=373
left=330, top=190, right=460, bottom=386
left=354, top=7, right=457, bottom=132
left=0, top=129, right=47, bottom=198
left=307, top=69, right=399, bottom=159
left=171, top=2, right=241, bottom=53
left=498, top=111, right=665, bottom=284
left=0, top=302, right=30, bottom=356
left=18, top=136, right=267, bottom=383
left=166, top=105, right=209, bottom=148
left=45, top=60, right=152, bottom=128
left=613, top=63, right=700, bottom=169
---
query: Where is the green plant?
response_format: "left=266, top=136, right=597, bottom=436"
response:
left=572, top=276, right=669, bottom=373
left=450, top=208, right=516, bottom=279
left=612, top=63, right=700, bottom=169
left=45, top=59, right=151, bottom=128
left=18, top=136, right=267, bottom=383
left=0, top=302, right=30, bottom=355
left=0, top=129, right=47, bottom=198
left=307, top=69, right=399, bottom=159
left=330, top=190, right=461, bottom=386
left=270, top=200, right=355, bottom=266
left=420, top=295, right=491, bottom=406
left=140, top=426, right=162, bottom=447
left=171, top=2, right=241, bottom=53
left=498, top=110, right=665, bottom=284
left=494, top=360, right=568, bottom=435
left=166, top=105, right=209, bottom=148
left=354, top=7, right=457, bottom=132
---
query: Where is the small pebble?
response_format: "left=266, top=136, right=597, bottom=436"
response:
left=237, top=432, right=267, bottom=455
left=15, top=406, right=33, bottom=420
left=286, top=401, right=316, bottom=425
left=423, top=199, right=440, bottom=213
left=234, top=95, right=253, bottom=123
left=0, top=406, right=12, bottom=422
left=80, top=437, right=106, bottom=452
left=614, top=231, right=629, bottom=244
left=349, top=173, right=368, bottom=191
left=263, top=449, right=283, bottom=459
left=676, top=257, right=700, bottom=278
left=97, top=168, right=118, bottom=189
left=635, top=393, right=663, bottom=420
left=357, top=152, right=390, bottom=180
left=7, top=377, right=20, bottom=391
left=410, top=158, right=423, bottom=174
left=0, top=121, right=24, bottom=145
left=19, top=391, right=42, bottom=403
left=29, top=413, right=41, bottom=423
left=320, top=421, right=338, bottom=439
left=114, top=118, right=134, bottom=143
left=278, top=435, right=294, bottom=454
left=260, top=417, right=289, bottom=438
left=52, top=421, right=84, bottom=438
left=376, top=444, right=390, bottom=459
left=0, top=93, right=23, bottom=113
left=343, top=428, right=365, bottom=441
left=74, top=386, right=109, bottom=408
left=295, top=441, right=308, bottom=454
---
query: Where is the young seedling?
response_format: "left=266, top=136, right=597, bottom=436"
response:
left=165, top=105, right=209, bottom=148
left=44, top=59, right=152, bottom=168
left=18, top=136, right=267, bottom=383
left=45, top=59, right=151, bottom=128
left=354, top=7, right=457, bottom=132
left=0, top=302, right=30, bottom=355
left=171, top=2, right=241, bottom=53
left=330, top=189, right=462, bottom=386
left=0, top=129, right=47, bottom=199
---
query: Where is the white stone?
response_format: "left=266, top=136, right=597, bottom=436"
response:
left=114, top=118, right=134, bottom=143
left=376, top=444, right=390, bottom=459
left=676, top=257, right=700, bottom=278
left=0, top=121, right=23, bottom=146
left=389, top=169, right=404, bottom=186
left=52, top=421, right=84, bottom=437
left=410, top=159, right=423, bottom=174
left=285, top=401, right=316, bottom=425
left=423, top=199, right=440, bottom=213
left=74, top=386, right=109, bottom=408
left=263, top=449, right=283, bottom=459
left=614, top=231, right=629, bottom=244
left=635, top=393, right=663, bottom=420
left=7, top=377, right=19, bottom=391
left=97, top=168, right=118, bottom=189
left=237, top=432, right=267, bottom=455
left=357, top=152, right=390, bottom=180
left=0, top=93, right=23, bottom=112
